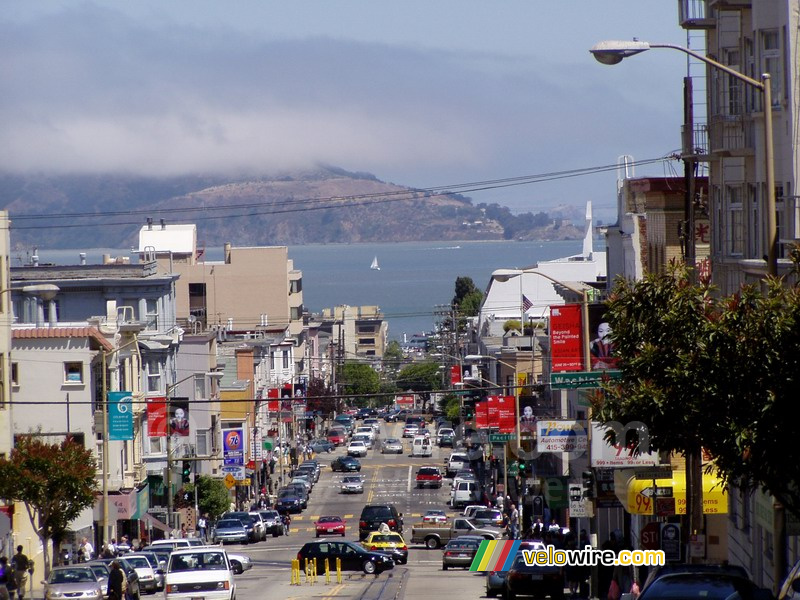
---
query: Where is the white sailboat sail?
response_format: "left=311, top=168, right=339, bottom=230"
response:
left=370, top=256, right=380, bottom=270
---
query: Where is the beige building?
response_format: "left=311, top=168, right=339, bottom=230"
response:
left=319, top=305, right=388, bottom=361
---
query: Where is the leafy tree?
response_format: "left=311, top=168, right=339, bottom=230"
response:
left=443, top=393, right=462, bottom=424
left=178, top=476, right=231, bottom=518
left=306, top=377, right=337, bottom=416
left=452, top=276, right=484, bottom=317
left=340, top=362, right=380, bottom=407
left=503, top=319, right=522, bottom=333
left=396, top=362, right=442, bottom=412
left=0, top=436, right=98, bottom=576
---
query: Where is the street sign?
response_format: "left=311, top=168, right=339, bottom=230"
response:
left=224, top=474, right=236, bottom=489
left=532, top=495, right=544, bottom=518
left=507, top=461, right=519, bottom=476
left=236, top=478, right=251, bottom=486
left=661, top=523, right=681, bottom=561
left=641, top=522, right=660, bottom=550
left=635, top=467, right=674, bottom=480
left=655, top=497, right=676, bottom=517
left=489, top=433, right=515, bottom=442
left=640, top=486, right=673, bottom=498
left=551, top=370, right=621, bottom=389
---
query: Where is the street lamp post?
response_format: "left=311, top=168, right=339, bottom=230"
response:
left=590, top=39, right=777, bottom=278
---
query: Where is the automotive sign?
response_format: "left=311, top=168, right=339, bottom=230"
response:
left=536, top=419, right=587, bottom=453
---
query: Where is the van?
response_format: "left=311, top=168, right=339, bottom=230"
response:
left=410, top=435, right=433, bottom=457
left=450, top=480, right=479, bottom=508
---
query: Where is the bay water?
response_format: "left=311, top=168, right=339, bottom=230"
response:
left=25, top=239, right=584, bottom=341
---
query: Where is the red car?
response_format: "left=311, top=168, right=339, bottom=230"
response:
left=415, top=466, right=443, bottom=489
left=327, top=429, right=346, bottom=446
left=315, top=516, right=346, bottom=537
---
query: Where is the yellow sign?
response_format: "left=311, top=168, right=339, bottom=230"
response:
left=236, top=478, right=251, bottom=486
left=224, top=474, right=236, bottom=489
left=626, top=471, right=727, bottom=515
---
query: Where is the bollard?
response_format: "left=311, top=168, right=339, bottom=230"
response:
left=304, top=558, right=310, bottom=583
left=291, top=559, right=300, bottom=585
left=336, top=557, right=342, bottom=584
left=312, top=558, right=318, bottom=583
left=325, top=558, right=331, bottom=584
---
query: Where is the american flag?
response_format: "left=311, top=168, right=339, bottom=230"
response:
left=522, top=294, right=533, bottom=312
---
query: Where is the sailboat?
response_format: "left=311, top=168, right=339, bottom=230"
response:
left=370, top=256, right=380, bottom=271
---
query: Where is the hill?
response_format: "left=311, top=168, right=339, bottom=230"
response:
left=0, top=167, right=584, bottom=249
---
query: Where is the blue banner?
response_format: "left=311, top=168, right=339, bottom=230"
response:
left=109, top=391, right=134, bottom=441
left=222, top=427, right=244, bottom=465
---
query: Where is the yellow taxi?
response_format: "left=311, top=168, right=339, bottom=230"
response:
left=360, top=531, right=408, bottom=565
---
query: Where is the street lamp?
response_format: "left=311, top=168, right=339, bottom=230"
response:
left=590, top=39, right=778, bottom=277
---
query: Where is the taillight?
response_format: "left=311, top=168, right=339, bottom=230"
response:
left=359, top=521, right=367, bottom=528
left=444, top=551, right=453, bottom=556
left=400, top=546, right=407, bottom=551
left=388, top=519, right=396, bottom=528
left=296, top=553, right=302, bottom=561
left=370, top=546, right=378, bottom=550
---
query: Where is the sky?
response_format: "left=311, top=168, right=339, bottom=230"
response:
left=2, top=1, right=693, bottom=223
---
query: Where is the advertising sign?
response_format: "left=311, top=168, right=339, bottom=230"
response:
left=550, top=304, right=584, bottom=372
left=590, top=422, right=660, bottom=467
left=588, top=304, right=618, bottom=371
left=395, top=395, right=414, bottom=406
left=169, top=398, right=190, bottom=437
left=487, top=395, right=500, bottom=424
left=146, top=396, right=167, bottom=437
left=660, top=523, right=681, bottom=561
left=496, top=396, right=516, bottom=433
left=222, top=426, right=245, bottom=466
left=450, top=365, right=461, bottom=385
left=108, top=391, right=134, bottom=441
left=536, top=419, right=587, bottom=452
left=475, top=400, right=489, bottom=429
left=267, top=388, right=279, bottom=412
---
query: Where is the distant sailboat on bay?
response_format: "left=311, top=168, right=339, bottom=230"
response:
left=370, top=256, right=380, bottom=270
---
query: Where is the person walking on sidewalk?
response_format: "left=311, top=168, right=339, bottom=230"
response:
left=10, top=546, right=31, bottom=600
left=509, top=505, right=520, bottom=540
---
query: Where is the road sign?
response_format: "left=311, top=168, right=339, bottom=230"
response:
left=532, top=495, right=544, bottom=518
left=655, top=497, right=676, bottom=516
left=661, top=523, right=681, bottom=561
left=490, top=433, right=515, bottom=442
left=236, top=478, right=251, bottom=486
left=551, top=370, right=621, bottom=389
left=641, top=522, right=660, bottom=550
left=224, top=473, right=236, bottom=489
left=640, top=486, right=673, bottom=498
left=635, top=467, right=674, bottom=480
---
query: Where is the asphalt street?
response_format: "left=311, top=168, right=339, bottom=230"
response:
left=222, top=420, right=489, bottom=600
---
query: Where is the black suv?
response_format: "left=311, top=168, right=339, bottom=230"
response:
left=358, top=504, right=403, bottom=540
left=297, top=540, right=393, bottom=575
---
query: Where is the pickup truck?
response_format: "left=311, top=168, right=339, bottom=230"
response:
left=410, top=516, right=502, bottom=549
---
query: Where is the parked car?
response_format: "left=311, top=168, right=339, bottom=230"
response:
left=94, top=558, right=141, bottom=600
left=165, top=548, right=235, bottom=600
left=297, top=541, right=394, bottom=575
left=85, top=561, right=111, bottom=598
left=341, top=475, right=364, bottom=494
left=450, top=479, right=480, bottom=508
left=213, top=518, right=250, bottom=544
left=347, top=440, right=368, bottom=457
left=45, top=566, right=103, bottom=600
left=642, top=563, right=751, bottom=591
left=350, top=433, right=373, bottom=450
left=363, top=418, right=381, bottom=433
left=502, top=552, right=564, bottom=599
left=359, top=504, right=403, bottom=540
left=485, top=542, right=547, bottom=598
left=225, top=552, right=252, bottom=575
left=276, top=491, right=303, bottom=514
left=247, top=511, right=269, bottom=540
left=314, top=516, right=347, bottom=537
left=361, top=531, right=408, bottom=565
left=258, top=510, right=284, bottom=537
left=123, top=554, right=159, bottom=594
left=472, top=508, right=504, bottom=528
left=437, top=428, right=456, bottom=447
left=442, top=537, right=481, bottom=570
left=381, top=438, right=403, bottom=454
left=415, top=466, right=443, bottom=489
left=309, top=438, right=335, bottom=453
left=331, top=456, right=361, bottom=472
left=284, top=483, right=309, bottom=508
left=135, top=552, right=165, bottom=591
left=639, top=572, right=771, bottom=600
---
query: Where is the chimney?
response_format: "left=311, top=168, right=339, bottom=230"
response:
left=160, top=219, right=166, bottom=230
left=79, top=253, right=87, bottom=265
left=32, top=254, right=39, bottom=267
left=224, top=242, right=232, bottom=264
left=147, top=217, right=153, bottom=230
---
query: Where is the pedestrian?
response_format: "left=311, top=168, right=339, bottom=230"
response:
left=495, top=495, right=504, bottom=512
left=197, top=515, right=207, bottom=542
left=509, top=505, right=519, bottom=540
left=10, top=546, right=30, bottom=600
left=180, top=524, right=188, bottom=539
left=80, top=537, right=94, bottom=561
left=107, top=562, right=124, bottom=600
left=0, top=556, right=11, bottom=600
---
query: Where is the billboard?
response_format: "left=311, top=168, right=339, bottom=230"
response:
left=108, top=391, right=134, bottom=441
left=475, top=400, right=489, bottom=429
left=169, top=398, right=190, bottom=436
left=535, top=419, right=587, bottom=452
left=267, top=388, right=279, bottom=412
left=588, top=303, right=619, bottom=371
left=146, top=396, right=167, bottom=437
left=550, top=304, right=584, bottom=372
left=222, top=425, right=245, bottom=466
left=495, top=396, right=516, bottom=433
left=519, top=396, right=536, bottom=435
left=450, top=365, right=461, bottom=385
left=590, top=422, right=660, bottom=467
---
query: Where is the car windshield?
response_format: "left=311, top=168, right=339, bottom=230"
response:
left=87, top=565, right=109, bottom=579
left=169, top=552, right=227, bottom=572
left=218, top=519, right=243, bottom=528
left=261, top=511, right=279, bottom=519
left=125, top=557, right=150, bottom=569
left=371, top=534, right=403, bottom=544
left=49, top=568, right=96, bottom=583
left=361, top=507, right=393, bottom=519
left=343, top=476, right=361, bottom=483
left=418, top=468, right=439, bottom=475
left=384, top=438, right=399, bottom=444
left=318, top=517, right=341, bottom=523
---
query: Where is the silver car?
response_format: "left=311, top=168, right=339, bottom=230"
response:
left=213, top=518, right=250, bottom=544
left=341, top=475, right=364, bottom=494
left=381, top=438, right=403, bottom=454
left=44, top=565, right=103, bottom=600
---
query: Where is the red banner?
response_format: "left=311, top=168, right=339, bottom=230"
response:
left=496, top=395, right=517, bottom=433
left=450, top=365, right=461, bottom=385
left=146, top=396, right=167, bottom=437
left=475, top=400, right=489, bottom=429
left=267, top=388, right=280, bottom=412
left=550, top=303, right=584, bottom=372
left=488, top=395, right=500, bottom=424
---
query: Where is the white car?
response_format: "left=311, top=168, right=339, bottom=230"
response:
left=341, top=475, right=364, bottom=494
left=225, top=552, right=252, bottom=575
left=123, top=554, right=158, bottom=594
left=347, top=440, right=368, bottom=457
left=363, top=418, right=381, bottom=434
left=165, top=548, right=235, bottom=600
left=355, top=426, right=376, bottom=442
left=351, top=433, right=373, bottom=449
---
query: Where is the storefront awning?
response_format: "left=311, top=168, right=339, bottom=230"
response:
left=141, top=512, right=171, bottom=533
left=618, top=469, right=728, bottom=516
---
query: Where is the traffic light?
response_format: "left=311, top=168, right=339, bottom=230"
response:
left=182, top=460, right=192, bottom=484
left=582, top=469, right=595, bottom=499
left=518, top=460, right=527, bottom=477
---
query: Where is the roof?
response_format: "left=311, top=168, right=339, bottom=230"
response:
left=13, top=326, right=113, bottom=351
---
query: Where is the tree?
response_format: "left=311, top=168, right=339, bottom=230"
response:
left=193, top=476, right=232, bottom=519
left=595, top=262, right=800, bottom=524
left=452, top=276, right=484, bottom=317
left=0, top=436, right=98, bottom=576
left=443, top=393, right=461, bottom=424
left=396, top=362, right=442, bottom=412
left=340, top=362, right=381, bottom=407
left=306, top=377, right=337, bottom=416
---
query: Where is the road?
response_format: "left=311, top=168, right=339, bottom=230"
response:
left=222, top=420, right=489, bottom=600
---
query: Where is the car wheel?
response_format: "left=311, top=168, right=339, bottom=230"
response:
left=342, top=532, right=346, bottom=537
left=230, top=560, right=243, bottom=575
left=442, top=563, right=448, bottom=571
left=363, top=560, right=377, bottom=575
left=425, top=537, right=439, bottom=549
left=486, top=583, right=497, bottom=598
left=315, top=532, right=319, bottom=538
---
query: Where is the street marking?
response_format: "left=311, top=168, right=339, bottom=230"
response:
left=407, top=465, right=412, bottom=493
